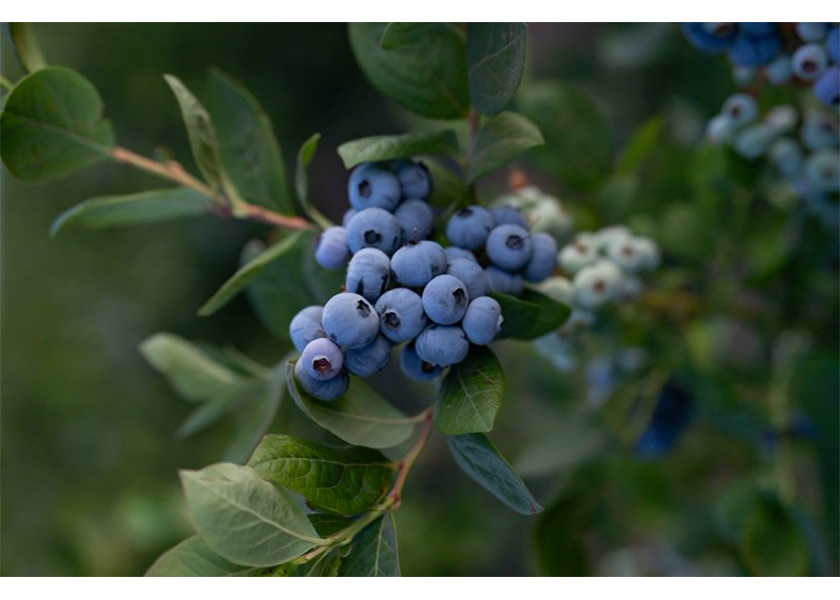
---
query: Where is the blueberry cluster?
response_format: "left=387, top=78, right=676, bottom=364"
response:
left=707, top=95, right=839, bottom=224
left=294, top=159, right=554, bottom=401
left=489, top=185, right=573, bottom=243
left=683, top=23, right=839, bottom=108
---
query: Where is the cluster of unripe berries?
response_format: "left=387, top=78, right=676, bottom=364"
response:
left=291, top=160, right=559, bottom=400
left=683, top=22, right=840, bottom=108
left=707, top=94, right=839, bottom=222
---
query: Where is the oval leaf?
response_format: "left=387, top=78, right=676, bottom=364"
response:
left=338, top=514, right=400, bottom=577
left=446, top=432, right=542, bottom=515
left=338, top=130, right=459, bottom=169
left=181, top=463, right=323, bottom=567
left=206, top=69, right=292, bottom=213
left=467, top=23, right=527, bottom=116
left=0, top=67, right=115, bottom=181
left=51, top=187, right=212, bottom=235
left=295, top=133, right=332, bottom=230
left=349, top=22, right=469, bottom=120
left=437, top=346, right=505, bottom=435
left=466, top=111, right=543, bottom=183
left=145, top=536, right=262, bottom=577
left=249, top=435, right=394, bottom=515
left=286, top=360, right=415, bottom=449
left=492, top=289, right=571, bottom=340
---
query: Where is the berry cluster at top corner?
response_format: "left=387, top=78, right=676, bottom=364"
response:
left=707, top=94, right=839, bottom=225
left=682, top=23, right=839, bottom=109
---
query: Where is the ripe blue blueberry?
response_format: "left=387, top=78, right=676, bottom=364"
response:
left=390, top=159, right=432, bottom=199
left=739, top=23, right=777, bottom=37
left=803, top=149, right=840, bottom=193
left=346, top=248, right=391, bottom=303
left=827, top=27, right=840, bottom=63
left=814, top=67, right=840, bottom=108
left=722, top=93, right=759, bottom=129
left=486, top=224, right=533, bottom=271
left=375, top=288, right=427, bottom=343
left=444, top=246, right=478, bottom=264
left=400, top=343, right=443, bottom=381
left=523, top=232, right=558, bottom=282
left=294, top=358, right=348, bottom=401
left=322, top=293, right=380, bottom=349
left=344, top=335, right=391, bottom=378
left=422, top=274, right=470, bottom=325
left=764, top=54, right=793, bottom=84
left=347, top=163, right=401, bottom=211
left=342, top=208, right=357, bottom=228
left=391, top=240, right=446, bottom=287
left=462, top=297, right=503, bottom=345
left=792, top=44, right=828, bottom=81
left=300, top=338, right=344, bottom=381
left=314, top=226, right=349, bottom=270
left=289, top=305, right=325, bottom=352
left=769, top=138, right=803, bottom=177
left=346, top=207, right=402, bottom=255
left=801, top=112, right=839, bottom=150
left=729, top=32, right=781, bottom=67
left=446, top=206, right=495, bottom=250
left=394, top=198, right=434, bottom=242
left=447, top=258, right=490, bottom=300
left=796, top=23, right=829, bottom=43
left=490, top=205, right=529, bottom=228
left=484, top=266, right=524, bottom=296
left=682, top=23, right=736, bottom=53
left=415, top=324, right=470, bottom=367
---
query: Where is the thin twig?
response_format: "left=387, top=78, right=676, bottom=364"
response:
left=0, top=73, right=15, bottom=91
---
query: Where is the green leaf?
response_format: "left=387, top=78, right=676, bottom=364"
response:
left=286, top=360, right=415, bottom=449
left=337, top=130, right=459, bottom=169
left=249, top=435, right=394, bottom=515
left=517, top=80, right=612, bottom=191
left=163, top=74, right=223, bottom=189
left=467, top=23, right=527, bottom=116
left=198, top=231, right=308, bottom=317
left=181, top=463, right=322, bottom=567
left=466, top=111, right=543, bottom=183
left=6, top=23, right=48, bottom=73
left=338, top=514, right=400, bottom=577
left=446, top=432, right=542, bottom=515
left=309, top=513, right=356, bottom=537
left=617, top=116, right=664, bottom=175
left=294, top=134, right=332, bottom=230
left=492, top=289, right=571, bottom=340
left=437, top=346, right=505, bottom=435
left=145, top=536, right=261, bottom=576
left=349, top=22, right=469, bottom=119
left=0, top=67, right=115, bottom=181
left=205, top=69, right=292, bottom=213
left=50, top=187, right=212, bottom=236
left=742, top=497, right=809, bottom=576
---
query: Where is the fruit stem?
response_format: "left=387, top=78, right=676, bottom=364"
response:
left=0, top=73, right=13, bottom=91
left=387, top=406, right=435, bottom=508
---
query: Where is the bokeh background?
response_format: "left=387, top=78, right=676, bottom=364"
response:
left=1, top=23, right=837, bottom=576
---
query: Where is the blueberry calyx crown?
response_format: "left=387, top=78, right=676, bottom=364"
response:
left=355, top=299, right=372, bottom=317
left=358, top=180, right=372, bottom=198
left=383, top=310, right=401, bottom=329
left=506, top=234, right=527, bottom=250
left=452, top=288, right=467, bottom=306
left=363, top=229, right=382, bottom=244
left=313, top=357, right=332, bottom=374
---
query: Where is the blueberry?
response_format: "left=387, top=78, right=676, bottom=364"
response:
left=537, top=276, right=574, bottom=306
left=490, top=205, right=529, bottom=228
left=447, top=258, right=490, bottom=299
left=394, top=198, right=434, bottom=242
left=733, top=124, right=779, bottom=159
left=314, top=226, right=349, bottom=270
left=484, top=266, right=524, bottom=296
left=375, top=288, right=427, bottom=343
left=592, top=226, right=631, bottom=251
left=722, top=93, right=759, bottom=129
left=391, top=240, right=446, bottom=287
left=764, top=54, right=793, bottom=84
left=606, top=236, right=646, bottom=273
left=739, top=23, right=777, bottom=37
left=559, top=236, right=598, bottom=274
left=347, top=163, right=401, bottom=211
left=792, top=43, right=828, bottom=81
left=486, top=224, right=533, bottom=271
left=814, top=67, right=840, bottom=108
left=729, top=32, right=781, bottom=67
left=682, top=23, right=736, bottom=53
left=523, top=232, right=558, bottom=282
left=764, top=105, right=798, bottom=135
left=342, top=208, right=357, bottom=228
left=415, top=324, right=470, bottom=367
left=446, top=206, right=495, bottom=250
left=462, top=297, right=503, bottom=345
left=289, top=305, right=325, bottom=352
left=769, top=138, right=803, bottom=177
left=573, top=262, right=621, bottom=310
left=528, top=198, right=572, bottom=240
left=732, top=65, right=758, bottom=86
left=827, top=27, right=840, bottom=63
left=390, top=159, right=432, bottom=199
left=344, top=335, right=391, bottom=378
left=804, top=149, right=840, bottom=193
left=346, top=248, right=391, bottom=303
left=346, top=207, right=402, bottom=255
left=322, top=293, right=380, bottom=349
left=400, top=343, right=443, bottom=381
left=618, top=275, right=644, bottom=303
left=800, top=112, right=839, bottom=150
left=634, top=238, right=661, bottom=272
left=422, top=274, right=470, bottom=325
left=300, top=338, right=344, bottom=381
left=706, top=114, right=736, bottom=144
left=797, top=22, right=829, bottom=42
left=294, top=359, right=348, bottom=401
left=444, top=246, right=478, bottom=264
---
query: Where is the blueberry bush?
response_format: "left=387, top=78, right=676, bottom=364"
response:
left=1, top=23, right=837, bottom=576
